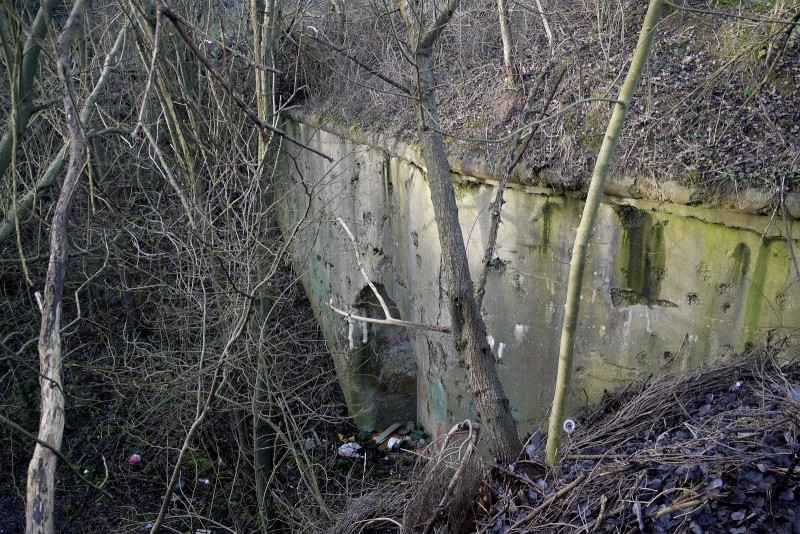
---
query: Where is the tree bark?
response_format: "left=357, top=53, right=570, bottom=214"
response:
left=496, top=0, right=517, bottom=89
left=396, top=0, right=522, bottom=462
left=545, top=0, right=664, bottom=468
left=251, top=0, right=280, bottom=527
left=25, top=1, right=89, bottom=532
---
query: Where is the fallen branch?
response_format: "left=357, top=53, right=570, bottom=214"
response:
left=329, top=299, right=450, bottom=333
left=0, top=412, right=112, bottom=499
left=330, top=218, right=451, bottom=333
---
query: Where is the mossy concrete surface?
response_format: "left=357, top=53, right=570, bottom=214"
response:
left=277, top=118, right=800, bottom=435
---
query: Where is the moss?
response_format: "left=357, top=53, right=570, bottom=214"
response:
left=767, top=72, right=797, bottom=96
left=452, top=179, right=482, bottom=200
left=541, top=202, right=553, bottom=250
left=185, top=450, right=214, bottom=477
left=684, top=169, right=702, bottom=186
left=579, top=104, right=607, bottom=151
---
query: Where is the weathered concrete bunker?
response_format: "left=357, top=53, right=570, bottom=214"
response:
left=277, top=114, right=800, bottom=436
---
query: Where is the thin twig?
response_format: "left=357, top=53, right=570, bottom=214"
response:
left=508, top=472, right=589, bottom=532
left=329, top=299, right=451, bottom=333
left=0, top=413, right=112, bottom=499
left=336, top=217, right=393, bottom=318
left=158, top=4, right=332, bottom=161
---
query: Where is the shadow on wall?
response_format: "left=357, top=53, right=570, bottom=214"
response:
left=348, top=284, right=416, bottom=430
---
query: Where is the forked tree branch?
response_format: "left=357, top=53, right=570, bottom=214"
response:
left=330, top=218, right=452, bottom=334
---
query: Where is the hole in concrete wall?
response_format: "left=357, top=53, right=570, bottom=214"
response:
left=352, top=285, right=417, bottom=427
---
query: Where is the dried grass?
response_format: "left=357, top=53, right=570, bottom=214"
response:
left=482, top=346, right=800, bottom=532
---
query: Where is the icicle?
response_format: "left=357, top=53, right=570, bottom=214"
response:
left=498, top=342, right=506, bottom=360
left=361, top=320, right=369, bottom=344
left=347, top=318, right=355, bottom=350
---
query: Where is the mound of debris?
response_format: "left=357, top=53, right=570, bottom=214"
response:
left=485, top=351, right=800, bottom=533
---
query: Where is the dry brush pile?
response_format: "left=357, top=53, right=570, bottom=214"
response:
left=481, top=348, right=800, bottom=533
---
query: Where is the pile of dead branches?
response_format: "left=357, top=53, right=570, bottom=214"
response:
left=483, top=348, right=800, bottom=533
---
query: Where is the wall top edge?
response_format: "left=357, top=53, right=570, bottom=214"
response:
left=283, top=109, right=800, bottom=238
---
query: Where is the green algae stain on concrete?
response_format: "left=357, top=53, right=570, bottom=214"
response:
left=279, top=119, right=800, bottom=439
left=614, top=205, right=669, bottom=306
left=541, top=202, right=554, bottom=250
left=730, top=242, right=751, bottom=285
left=742, top=239, right=788, bottom=345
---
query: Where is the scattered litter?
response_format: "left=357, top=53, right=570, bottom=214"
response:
left=525, top=427, right=542, bottom=457
left=144, top=523, right=153, bottom=531
left=198, top=478, right=210, bottom=485
left=410, top=428, right=427, bottom=439
left=562, top=418, right=577, bottom=434
left=386, top=436, right=403, bottom=451
left=374, top=422, right=403, bottom=445
left=337, top=442, right=362, bottom=459
left=128, top=454, right=142, bottom=466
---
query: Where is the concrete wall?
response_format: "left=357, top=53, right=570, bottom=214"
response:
left=277, top=117, right=800, bottom=436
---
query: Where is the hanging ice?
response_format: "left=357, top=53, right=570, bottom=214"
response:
left=348, top=318, right=355, bottom=350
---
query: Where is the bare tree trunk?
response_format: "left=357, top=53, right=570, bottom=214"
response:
left=0, top=0, right=62, bottom=179
left=251, top=0, right=280, bottom=527
left=397, top=0, right=522, bottom=462
left=545, top=0, right=664, bottom=468
left=25, top=1, right=89, bottom=532
left=497, top=0, right=517, bottom=89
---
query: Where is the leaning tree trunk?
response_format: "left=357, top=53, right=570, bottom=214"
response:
left=397, top=0, right=522, bottom=462
left=25, top=1, right=89, bottom=532
left=545, top=0, right=665, bottom=468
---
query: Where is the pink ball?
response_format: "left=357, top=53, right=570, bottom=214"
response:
left=128, top=454, right=142, bottom=465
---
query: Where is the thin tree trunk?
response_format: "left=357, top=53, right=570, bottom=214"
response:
left=414, top=52, right=521, bottom=463
left=252, top=0, right=279, bottom=527
left=0, top=0, right=63, bottom=178
left=396, top=0, right=522, bottom=460
left=25, top=1, right=89, bottom=532
left=545, top=0, right=664, bottom=468
left=497, top=0, right=517, bottom=89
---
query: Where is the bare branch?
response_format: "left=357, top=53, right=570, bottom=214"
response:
left=307, top=32, right=410, bottom=94
left=329, top=298, right=451, bottom=333
left=158, top=4, right=333, bottom=162
left=336, top=217, right=393, bottom=318
left=0, top=413, right=112, bottom=499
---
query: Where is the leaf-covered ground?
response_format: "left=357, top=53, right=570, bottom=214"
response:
left=295, top=0, right=800, bottom=201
